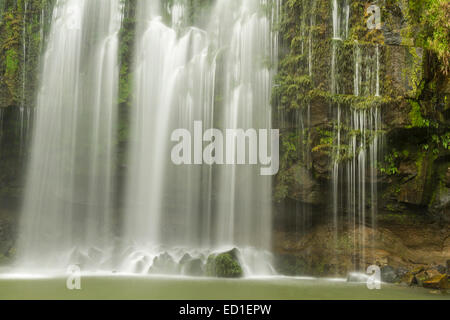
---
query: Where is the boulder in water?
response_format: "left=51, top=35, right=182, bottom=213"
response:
left=183, top=258, right=204, bottom=276
left=179, top=253, right=193, bottom=265
left=179, top=253, right=205, bottom=276
left=148, top=252, right=179, bottom=274
left=206, top=248, right=243, bottom=278
left=135, top=256, right=150, bottom=273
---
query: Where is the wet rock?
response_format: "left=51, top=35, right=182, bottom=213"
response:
left=148, top=252, right=178, bottom=274
left=435, top=265, right=447, bottom=274
left=135, top=256, right=150, bottom=273
left=396, top=267, right=409, bottom=278
left=206, top=248, right=243, bottom=278
left=383, top=29, right=401, bottom=46
left=179, top=253, right=205, bottom=276
left=274, top=254, right=307, bottom=276
left=423, top=274, right=449, bottom=290
left=381, top=266, right=399, bottom=283
left=288, top=165, right=320, bottom=204
left=426, top=268, right=442, bottom=278
left=429, top=186, right=450, bottom=222
left=183, top=258, right=204, bottom=276
left=402, top=273, right=416, bottom=286
left=179, top=253, right=193, bottom=265
left=384, top=46, right=423, bottom=97
left=414, top=271, right=430, bottom=286
left=311, top=151, right=329, bottom=177
left=411, top=266, right=424, bottom=275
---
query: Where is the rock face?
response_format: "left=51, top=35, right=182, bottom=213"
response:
left=274, top=219, right=450, bottom=278
left=206, top=248, right=243, bottom=278
left=422, top=274, right=449, bottom=290
left=381, top=266, right=399, bottom=283
left=286, top=165, right=321, bottom=204
left=272, top=0, right=450, bottom=278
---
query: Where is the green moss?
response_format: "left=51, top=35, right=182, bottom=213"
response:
left=206, top=251, right=243, bottom=278
left=5, top=48, right=18, bottom=75
left=407, top=100, right=430, bottom=128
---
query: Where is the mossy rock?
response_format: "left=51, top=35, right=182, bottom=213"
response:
left=206, top=248, right=243, bottom=278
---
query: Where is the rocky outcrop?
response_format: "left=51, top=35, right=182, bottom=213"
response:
left=273, top=0, right=449, bottom=278
left=273, top=218, right=450, bottom=277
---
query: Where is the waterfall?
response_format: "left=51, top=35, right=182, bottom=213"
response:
left=332, top=0, right=349, bottom=40
left=122, top=0, right=278, bottom=276
left=331, top=40, right=382, bottom=270
left=16, top=0, right=122, bottom=270
left=329, top=0, right=383, bottom=271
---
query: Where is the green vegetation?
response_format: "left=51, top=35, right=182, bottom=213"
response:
left=206, top=250, right=243, bottom=278
left=406, top=0, right=450, bottom=75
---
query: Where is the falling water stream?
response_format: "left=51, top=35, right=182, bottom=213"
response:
left=123, top=0, right=279, bottom=276
left=15, top=0, right=280, bottom=276
left=16, top=0, right=122, bottom=270
left=330, top=1, right=382, bottom=270
left=12, top=0, right=382, bottom=277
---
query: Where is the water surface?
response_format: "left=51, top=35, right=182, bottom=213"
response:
left=0, top=275, right=448, bottom=300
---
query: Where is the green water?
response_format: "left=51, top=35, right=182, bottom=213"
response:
left=0, top=276, right=448, bottom=300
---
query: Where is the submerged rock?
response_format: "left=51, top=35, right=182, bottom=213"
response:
left=206, top=248, right=243, bottom=278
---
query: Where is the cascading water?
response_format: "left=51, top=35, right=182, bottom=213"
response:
left=330, top=0, right=383, bottom=270
left=214, top=0, right=276, bottom=269
left=16, top=0, right=122, bottom=271
left=122, top=0, right=279, bottom=276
